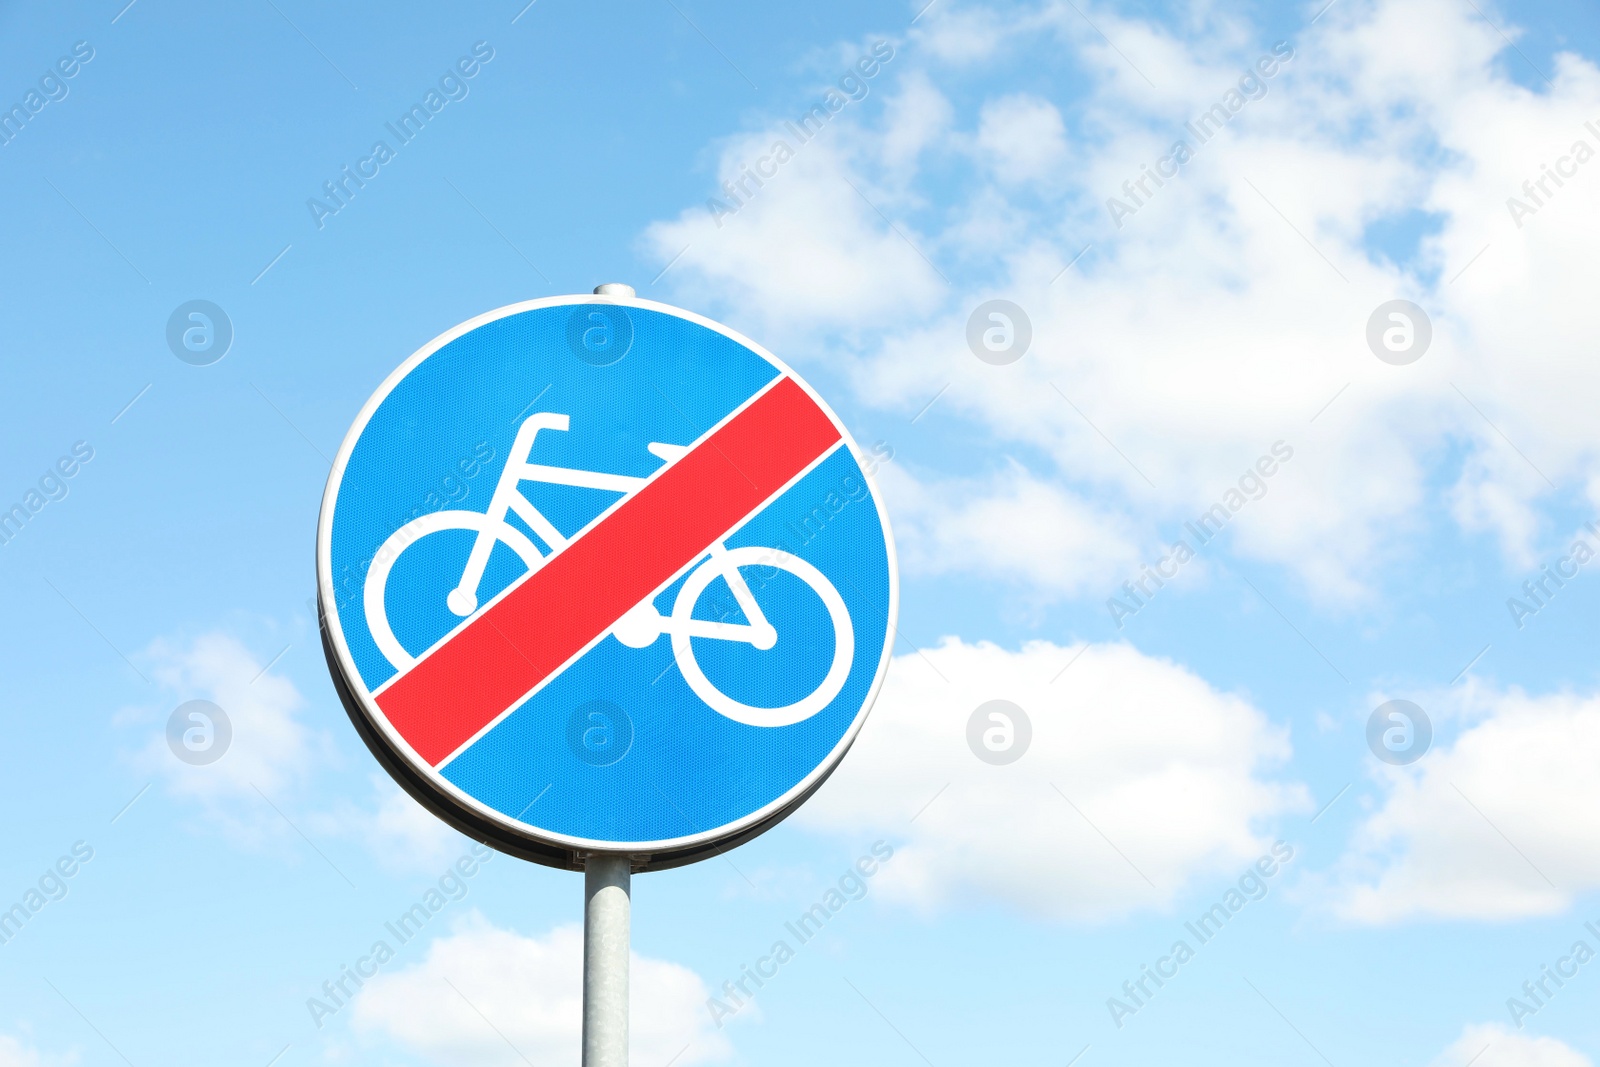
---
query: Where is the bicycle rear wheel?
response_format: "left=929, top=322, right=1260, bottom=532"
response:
left=364, top=511, right=543, bottom=671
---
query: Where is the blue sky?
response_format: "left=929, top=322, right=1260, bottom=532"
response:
left=3, top=0, right=1600, bottom=1064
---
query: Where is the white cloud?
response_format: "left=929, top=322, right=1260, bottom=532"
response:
left=130, top=632, right=326, bottom=835
left=312, top=774, right=465, bottom=876
left=880, top=72, right=953, bottom=173
left=0, top=1035, right=57, bottom=1067
left=642, top=135, right=945, bottom=340
left=975, top=94, right=1069, bottom=183
left=879, top=460, right=1140, bottom=598
left=1433, top=1023, right=1592, bottom=1067
left=643, top=0, right=1600, bottom=599
left=351, top=915, right=730, bottom=1067
left=796, top=638, right=1307, bottom=921
left=1450, top=448, right=1550, bottom=570
left=911, top=6, right=1016, bottom=66
left=1331, top=683, right=1600, bottom=923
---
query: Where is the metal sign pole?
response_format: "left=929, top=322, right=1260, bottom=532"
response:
left=582, top=852, right=630, bottom=1067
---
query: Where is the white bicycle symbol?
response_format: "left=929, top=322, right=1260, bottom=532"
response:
left=364, top=412, right=854, bottom=728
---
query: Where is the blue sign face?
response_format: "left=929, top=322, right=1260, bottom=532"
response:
left=317, top=294, right=897, bottom=867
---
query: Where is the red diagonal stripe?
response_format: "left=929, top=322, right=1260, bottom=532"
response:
left=374, top=377, right=841, bottom=766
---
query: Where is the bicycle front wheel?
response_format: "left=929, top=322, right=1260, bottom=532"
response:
left=670, top=546, right=854, bottom=728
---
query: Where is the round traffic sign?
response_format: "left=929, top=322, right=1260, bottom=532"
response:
left=317, top=292, right=897, bottom=870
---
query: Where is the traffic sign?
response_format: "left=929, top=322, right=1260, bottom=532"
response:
left=317, top=291, right=897, bottom=871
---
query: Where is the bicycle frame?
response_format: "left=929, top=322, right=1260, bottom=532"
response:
left=448, top=413, right=644, bottom=615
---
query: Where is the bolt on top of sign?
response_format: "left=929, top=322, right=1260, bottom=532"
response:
left=317, top=289, right=897, bottom=871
